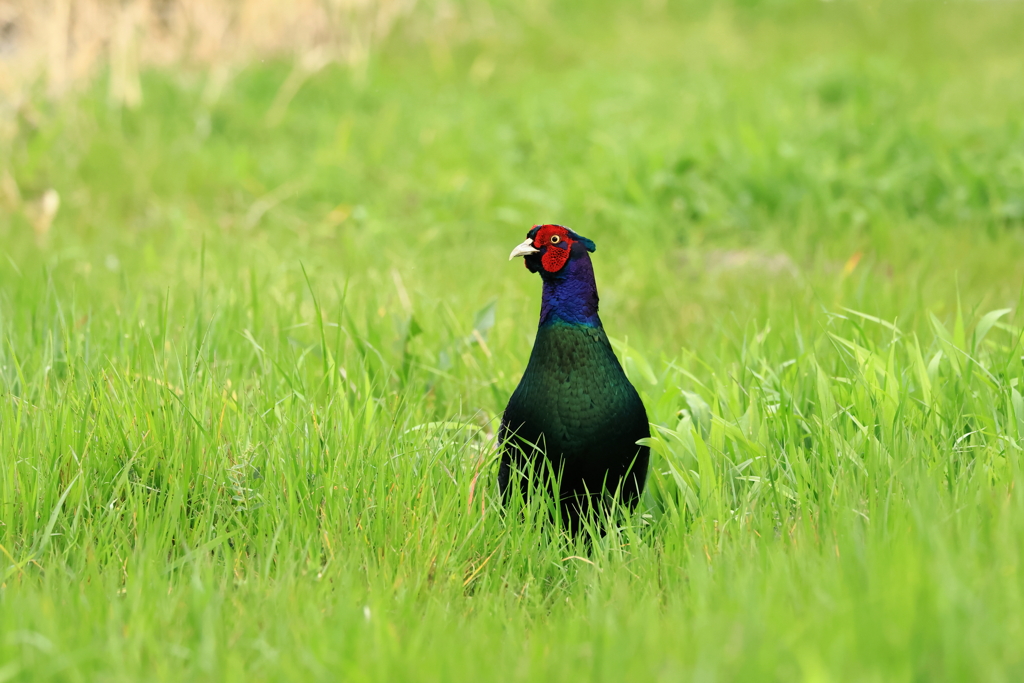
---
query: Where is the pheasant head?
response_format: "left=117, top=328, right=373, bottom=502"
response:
left=508, top=224, right=597, bottom=279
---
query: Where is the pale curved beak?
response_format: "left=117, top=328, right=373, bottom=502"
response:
left=509, top=238, right=539, bottom=261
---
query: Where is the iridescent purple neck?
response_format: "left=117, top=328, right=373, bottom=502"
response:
left=539, top=252, right=601, bottom=327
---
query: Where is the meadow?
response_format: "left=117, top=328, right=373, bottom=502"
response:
left=3, top=0, right=1024, bottom=680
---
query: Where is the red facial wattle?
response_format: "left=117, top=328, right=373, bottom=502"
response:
left=531, top=225, right=575, bottom=273
left=541, top=245, right=571, bottom=272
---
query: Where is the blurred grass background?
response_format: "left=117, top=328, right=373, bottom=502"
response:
left=3, top=0, right=1024, bottom=680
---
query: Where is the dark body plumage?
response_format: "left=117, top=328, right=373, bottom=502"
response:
left=499, top=225, right=650, bottom=531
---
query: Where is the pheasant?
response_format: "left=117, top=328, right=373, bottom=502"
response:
left=499, top=224, right=650, bottom=532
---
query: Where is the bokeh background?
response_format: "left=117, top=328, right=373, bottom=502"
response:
left=4, top=0, right=1023, bottom=312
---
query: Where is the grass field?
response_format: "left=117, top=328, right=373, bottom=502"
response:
left=3, top=0, right=1024, bottom=680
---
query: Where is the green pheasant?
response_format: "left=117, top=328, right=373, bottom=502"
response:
left=500, top=224, right=650, bottom=532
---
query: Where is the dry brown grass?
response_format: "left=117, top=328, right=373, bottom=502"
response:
left=0, top=0, right=418, bottom=118
left=0, top=0, right=426, bottom=227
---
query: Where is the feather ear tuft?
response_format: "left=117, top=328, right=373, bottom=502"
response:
left=568, top=230, right=596, bottom=253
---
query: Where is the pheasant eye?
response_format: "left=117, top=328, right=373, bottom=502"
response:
left=550, top=235, right=561, bottom=244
